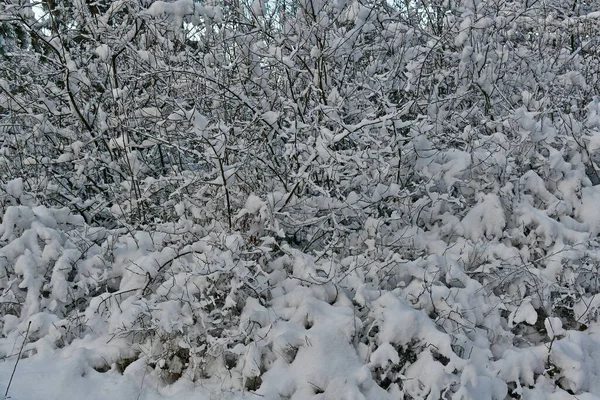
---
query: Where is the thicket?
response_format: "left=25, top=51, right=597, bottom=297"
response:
left=1, top=0, right=600, bottom=398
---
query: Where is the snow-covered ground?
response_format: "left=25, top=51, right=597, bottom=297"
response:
left=0, top=351, right=243, bottom=400
left=3, top=323, right=600, bottom=400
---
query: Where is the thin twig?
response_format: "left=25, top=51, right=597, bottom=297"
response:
left=4, top=321, right=31, bottom=399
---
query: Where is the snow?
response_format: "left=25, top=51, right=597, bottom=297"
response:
left=508, top=298, right=538, bottom=327
left=578, top=186, right=600, bottom=235
left=261, top=111, right=279, bottom=125
left=94, top=44, right=111, bottom=61
left=546, top=317, right=566, bottom=339
left=145, top=0, right=194, bottom=20
left=4, top=0, right=600, bottom=399
left=4, top=178, right=23, bottom=199
left=242, top=194, right=265, bottom=214
left=461, top=193, right=506, bottom=241
left=0, top=352, right=221, bottom=400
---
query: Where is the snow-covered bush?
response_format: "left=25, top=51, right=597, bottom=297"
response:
left=2, top=0, right=600, bottom=398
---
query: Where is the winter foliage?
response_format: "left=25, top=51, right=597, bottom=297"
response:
left=2, top=0, right=600, bottom=398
